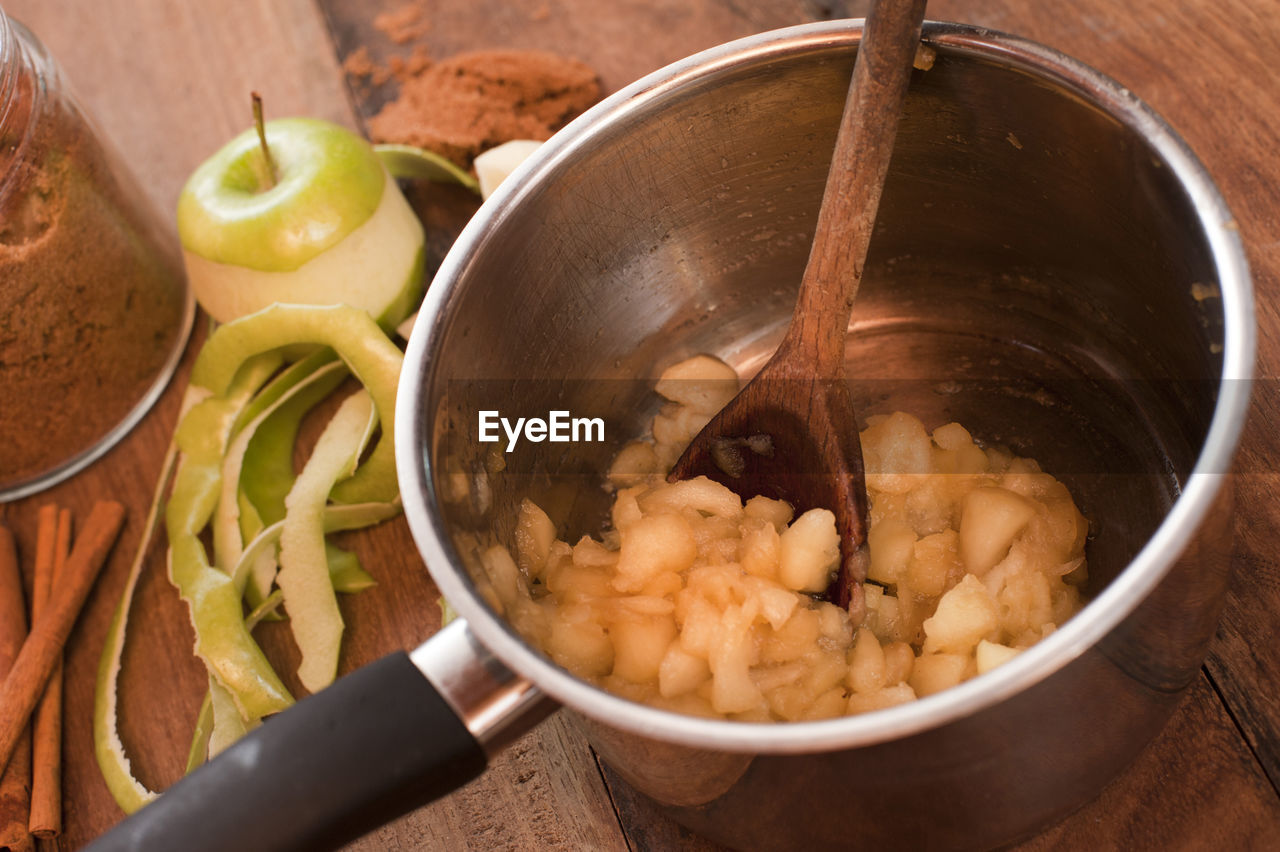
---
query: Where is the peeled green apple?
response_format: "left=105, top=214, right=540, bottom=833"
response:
left=177, top=117, right=424, bottom=327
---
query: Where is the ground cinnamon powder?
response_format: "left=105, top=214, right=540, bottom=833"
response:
left=373, top=3, right=429, bottom=45
left=365, top=49, right=600, bottom=168
left=0, top=62, right=187, bottom=489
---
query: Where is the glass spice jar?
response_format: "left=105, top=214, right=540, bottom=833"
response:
left=0, top=8, right=193, bottom=499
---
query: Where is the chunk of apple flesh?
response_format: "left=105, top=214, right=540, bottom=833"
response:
left=959, top=486, right=1036, bottom=574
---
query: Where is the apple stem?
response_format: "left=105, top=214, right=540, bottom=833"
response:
left=252, top=91, right=278, bottom=189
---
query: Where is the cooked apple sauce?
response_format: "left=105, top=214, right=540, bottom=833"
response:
left=475, top=355, right=1087, bottom=721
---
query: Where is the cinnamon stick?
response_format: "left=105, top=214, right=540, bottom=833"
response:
left=0, top=501, right=125, bottom=779
left=29, top=507, right=69, bottom=839
left=0, top=520, right=33, bottom=852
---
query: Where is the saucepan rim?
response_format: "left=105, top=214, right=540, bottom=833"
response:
left=395, top=19, right=1255, bottom=754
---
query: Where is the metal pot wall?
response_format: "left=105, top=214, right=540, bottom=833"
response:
left=90, top=19, right=1253, bottom=852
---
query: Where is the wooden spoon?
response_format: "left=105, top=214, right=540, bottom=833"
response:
left=668, top=0, right=928, bottom=618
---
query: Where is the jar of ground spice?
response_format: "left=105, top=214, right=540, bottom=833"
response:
left=0, top=9, right=193, bottom=499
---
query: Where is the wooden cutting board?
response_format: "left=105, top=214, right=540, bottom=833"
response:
left=2, top=0, right=1278, bottom=848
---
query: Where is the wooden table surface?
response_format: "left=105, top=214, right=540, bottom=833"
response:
left=4, top=0, right=1279, bottom=849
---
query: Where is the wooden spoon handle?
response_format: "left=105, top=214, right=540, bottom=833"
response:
left=782, top=0, right=928, bottom=373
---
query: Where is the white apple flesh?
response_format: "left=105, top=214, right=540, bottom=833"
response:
left=474, top=139, right=543, bottom=200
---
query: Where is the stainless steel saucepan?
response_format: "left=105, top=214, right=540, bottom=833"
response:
left=91, top=19, right=1253, bottom=852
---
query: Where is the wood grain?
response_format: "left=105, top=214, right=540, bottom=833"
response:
left=3, top=0, right=1279, bottom=848
left=348, top=715, right=627, bottom=852
left=0, top=1, right=626, bottom=849
left=1018, top=675, right=1280, bottom=850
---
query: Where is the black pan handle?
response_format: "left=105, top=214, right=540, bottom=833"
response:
left=89, top=621, right=552, bottom=852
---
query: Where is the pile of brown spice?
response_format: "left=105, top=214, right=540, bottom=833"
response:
left=350, top=47, right=600, bottom=169
left=372, top=2, right=429, bottom=45
left=0, top=67, right=187, bottom=490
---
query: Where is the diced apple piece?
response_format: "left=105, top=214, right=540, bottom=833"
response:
left=861, top=411, right=933, bottom=494
left=612, top=614, right=677, bottom=683
left=703, top=537, right=739, bottom=565
left=867, top=517, right=915, bottom=585
left=948, top=444, right=990, bottom=474
left=761, top=607, right=821, bottom=664
left=612, top=595, right=676, bottom=617
left=1034, top=481, right=1090, bottom=562
left=654, top=692, right=720, bottom=719
left=678, top=594, right=720, bottom=658
left=731, top=705, right=774, bottom=723
left=610, top=486, right=644, bottom=530
left=891, top=579, right=927, bottom=645
left=743, top=576, right=800, bottom=630
left=863, top=582, right=884, bottom=610
left=804, top=648, right=851, bottom=696
left=545, top=616, right=613, bottom=678
left=689, top=513, right=740, bottom=552
left=907, top=529, right=961, bottom=598
left=545, top=562, right=615, bottom=601
left=599, top=675, right=657, bottom=707
left=744, top=495, right=794, bottom=531
left=847, top=682, right=917, bottom=714
left=882, top=641, right=915, bottom=685
left=608, top=441, right=661, bottom=488
left=766, top=683, right=810, bottom=721
left=659, top=644, right=711, bottom=698
left=999, top=458, right=1048, bottom=500
left=932, top=422, right=988, bottom=474
left=984, top=445, right=1014, bottom=473
left=904, top=479, right=956, bottom=536
left=865, top=589, right=902, bottom=643
left=816, top=601, right=853, bottom=646
left=801, top=687, right=848, bottom=720
left=779, top=509, right=840, bottom=592
left=641, top=571, right=684, bottom=598
left=709, top=605, right=763, bottom=714
left=684, top=563, right=741, bottom=609
left=996, top=567, right=1053, bottom=638
left=654, top=354, right=740, bottom=414
left=639, top=476, right=744, bottom=521
left=651, top=403, right=711, bottom=456
left=922, top=575, right=998, bottom=655
left=908, top=653, right=971, bottom=697
left=960, top=486, right=1036, bottom=573
left=474, top=139, right=543, bottom=199
left=614, top=513, right=697, bottom=592
left=572, top=535, right=619, bottom=569
left=848, top=627, right=887, bottom=694
left=739, top=521, right=781, bottom=580
left=751, top=661, right=805, bottom=693
left=931, top=422, right=974, bottom=451
left=975, top=639, right=1021, bottom=674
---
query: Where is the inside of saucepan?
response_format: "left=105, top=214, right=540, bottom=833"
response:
left=423, top=37, right=1223, bottom=627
